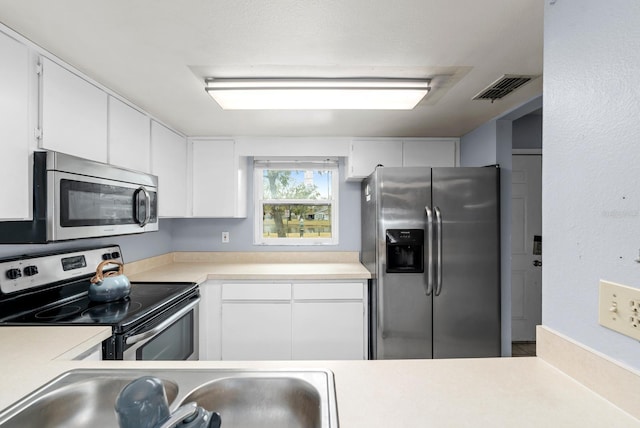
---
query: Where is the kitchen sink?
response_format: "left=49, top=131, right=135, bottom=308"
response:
left=0, top=369, right=339, bottom=428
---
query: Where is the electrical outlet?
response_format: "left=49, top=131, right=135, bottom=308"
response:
left=599, top=280, right=640, bottom=341
left=221, top=231, right=230, bottom=243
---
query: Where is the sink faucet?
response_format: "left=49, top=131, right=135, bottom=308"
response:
left=115, top=376, right=221, bottom=428
left=155, top=401, right=221, bottom=428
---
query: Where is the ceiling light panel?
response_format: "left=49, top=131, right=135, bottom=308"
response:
left=205, top=78, right=431, bottom=110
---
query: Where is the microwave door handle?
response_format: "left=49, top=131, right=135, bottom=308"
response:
left=435, top=206, right=443, bottom=296
left=133, top=187, right=143, bottom=226
left=135, top=186, right=151, bottom=227
left=142, top=187, right=151, bottom=227
left=425, top=206, right=433, bottom=296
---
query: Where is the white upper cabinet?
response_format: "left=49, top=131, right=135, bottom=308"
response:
left=347, top=138, right=459, bottom=180
left=191, top=139, right=247, bottom=218
left=402, top=138, right=459, bottom=167
left=39, top=57, right=108, bottom=162
left=151, top=121, right=188, bottom=217
left=347, top=139, right=403, bottom=179
left=108, top=96, right=151, bottom=172
left=0, top=32, right=32, bottom=220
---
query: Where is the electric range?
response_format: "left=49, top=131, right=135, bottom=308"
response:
left=0, top=246, right=199, bottom=360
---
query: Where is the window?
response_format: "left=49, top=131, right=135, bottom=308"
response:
left=254, top=159, right=339, bottom=245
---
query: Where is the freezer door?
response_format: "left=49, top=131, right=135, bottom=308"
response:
left=376, top=167, right=433, bottom=359
left=431, top=167, right=501, bottom=358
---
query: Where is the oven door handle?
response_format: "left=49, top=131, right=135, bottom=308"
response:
left=125, top=298, right=200, bottom=346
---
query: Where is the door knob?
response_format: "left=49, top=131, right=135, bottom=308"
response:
left=533, top=260, right=542, bottom=267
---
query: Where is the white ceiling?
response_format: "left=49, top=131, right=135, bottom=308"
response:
left=0, top=0, right=543, bottom=138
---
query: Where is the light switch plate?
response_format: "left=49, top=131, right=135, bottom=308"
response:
left=599, top=280, right=640, bottom=341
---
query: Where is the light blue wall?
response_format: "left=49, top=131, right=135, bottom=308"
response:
left=512, top=113, right=542, bottom=150
left=0, top=219, right=173, bottom=262
left=460, top=121, right=497, bottom=167
left=543, top=0, right=640, bottom=370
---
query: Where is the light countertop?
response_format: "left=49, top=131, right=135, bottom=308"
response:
left=125, top=251, right=371, bottom=283
left=0, top=326, right=638, bottom=427
left=2, top=254, right=637, bottom=426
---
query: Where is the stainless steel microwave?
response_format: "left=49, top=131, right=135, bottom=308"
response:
left=0, top=151, right=158, bottom=243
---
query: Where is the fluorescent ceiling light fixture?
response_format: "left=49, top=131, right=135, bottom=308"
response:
left=204, top=78, right=431, bottom=110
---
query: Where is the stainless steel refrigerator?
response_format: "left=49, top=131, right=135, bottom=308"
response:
left=361, top=166, right=501, bottom=359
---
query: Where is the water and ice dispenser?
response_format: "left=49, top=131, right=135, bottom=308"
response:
left=385, top=229, right=424, bottom=273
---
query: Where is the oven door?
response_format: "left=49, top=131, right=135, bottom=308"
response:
left=121, top=298, right=199, bottom=361
left=49, top=170, right=158, bottom=241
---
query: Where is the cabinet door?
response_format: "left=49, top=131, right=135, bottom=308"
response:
left=40, top=57, right=107, bottom=162
left=192, top=139, right=236, bottom=217
left=292, top=301, right=364, bottom=360
left=221, top=302, right=292, bottom=360
left=199, top=281, right=222, bottom=360
left=0, top=32, right=31, bottom=220
left=347, top=139, right=403, bottom=180
left=403, top=139, right=458, bottom=167
left=151, top=121, right=188, bottom=217
left=108, top=96, right=150, bottom=172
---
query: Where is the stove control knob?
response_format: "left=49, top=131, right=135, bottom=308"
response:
left=6, top=268, right=22, bottom=280
left=111, top=251, right=121, bottom=259
left=102, top=253, right=112, bottom=261
left=23, top=265, right=38, bottom=276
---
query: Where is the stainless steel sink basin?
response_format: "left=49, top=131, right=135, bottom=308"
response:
left=0, top=374, right=178, bottom=428
left=179, top=373, right=329, bottom=428
left=0, top=369, right=339, bottom=428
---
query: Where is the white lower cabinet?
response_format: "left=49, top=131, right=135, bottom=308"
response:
left=200, top=280, right=367, bottom=361
left=199, top=281, right=221, bottom=360
left=222, top=302, right=292, bottom=360
left=73, top=344, right=103, bottom=361
left=292, top=301, right=364, bottom=360
left=220, top=282, right=291, bottom=361
left=292, top=281, right=366, bottom=360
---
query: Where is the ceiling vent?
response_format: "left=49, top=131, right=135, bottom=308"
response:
left=473, top=74, right=535, bottom=102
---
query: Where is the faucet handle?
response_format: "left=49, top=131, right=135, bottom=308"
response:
left=157, top=402, right=221, bottom=428
left=156, top=402, right=197, bottom=428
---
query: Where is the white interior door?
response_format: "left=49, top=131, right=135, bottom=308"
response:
left=511, top=155, right=542, bottom=341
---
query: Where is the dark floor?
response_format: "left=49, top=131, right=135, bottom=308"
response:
left=511, top=341, right=536, bottom=357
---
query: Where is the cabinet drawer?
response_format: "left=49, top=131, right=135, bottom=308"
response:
left=222, top=283, right=291, bottom=301
left=293, top=282, right=364, bottom=300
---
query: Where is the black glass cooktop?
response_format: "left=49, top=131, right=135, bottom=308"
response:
left=0, top=281, right=198, bottom=332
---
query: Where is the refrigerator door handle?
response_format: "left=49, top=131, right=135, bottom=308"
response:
left=425, top=206, right=434, bottom=296
left=435, top=206, right=443, bottom=296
